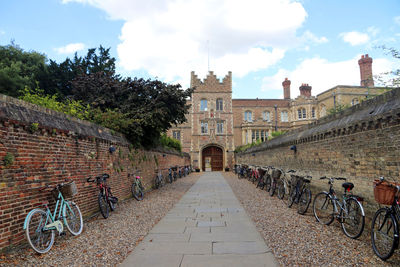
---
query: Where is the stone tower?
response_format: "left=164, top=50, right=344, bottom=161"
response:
left=282, top=78, right=291, bottom=99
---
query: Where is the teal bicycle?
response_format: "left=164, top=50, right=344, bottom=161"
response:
left=23, top=180, right=83, bottom=253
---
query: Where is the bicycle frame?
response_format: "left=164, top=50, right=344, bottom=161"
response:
left=23, top=190, right=72, bottom=234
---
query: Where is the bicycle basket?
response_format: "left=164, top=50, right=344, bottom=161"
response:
left=373, top=180, right=397, bottom=205
left=60, top=181, right=78, bottom=198
left=271, top=169, right=282, bottom=179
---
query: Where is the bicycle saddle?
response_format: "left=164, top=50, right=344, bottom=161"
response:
left=342, top=182, right=354, bottom=190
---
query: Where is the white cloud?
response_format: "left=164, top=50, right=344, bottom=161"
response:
left=340, top=31, right=370, bottom=46
left=261, top=55, right=399, bottom=98
left=63, top=0, right=308, bottom=85
left=301, top=31, right=328, bottom=44
left=55, top=43, right=85, bottom=54
left=394, top=16, right=400, bottom=26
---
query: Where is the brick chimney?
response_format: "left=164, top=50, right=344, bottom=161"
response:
left=358, top=54, right=374, bottom=87
left=282, top=78, right=291, bottom=99
left=299, top=83, right=312, bottom=97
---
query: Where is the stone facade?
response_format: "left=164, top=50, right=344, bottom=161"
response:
left=168, top=54, right=392, bottom=171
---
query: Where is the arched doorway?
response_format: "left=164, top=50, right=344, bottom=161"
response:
left=202, top=146, right=223, bottom=171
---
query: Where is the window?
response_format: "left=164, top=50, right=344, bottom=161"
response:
left=172, top=130, right=180, bottom=140
left=298, top=108, right=306, bottom=120
left=311, top=107, right=315, bottom=118
left=252, top=130, right=255, bottom=142
left=263, top=111, right=271, bottom=122
left=201, top=121, right=208, bottom=134
left=200, top=99, right=207, bottom=111
left=251, top=129, right=269, bottom=142
left=244, top=111, right=252, bottom=122
left=216, top=99, right=223, bottom=111
left=217, top=122, right=224, bottom=134
left=281, top=111, right=288, bottom=122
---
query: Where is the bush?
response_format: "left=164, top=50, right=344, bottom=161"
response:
left=159, top=134, right=182, bottom=152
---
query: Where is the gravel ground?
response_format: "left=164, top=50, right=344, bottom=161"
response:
left=223, top=172, right=400, bottom=267
left=0, top=173, right=200, bottom=267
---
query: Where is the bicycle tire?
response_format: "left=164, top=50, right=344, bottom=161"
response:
left=277, top=180, right=285, bottom=200
left=169, top=174, right=173, bottom=183
left=297, top=188, right=311, bottom=215
left=132, top=183, right=144, bottom=201
left=340, top=197, right=365, bottom=239
left=313, top=192, right=334, bottom=225
left=25, top=209, right=55, bottom=254
left=265, top=176, right=271, bottom=192
left=269, top=180, right=276, bottom=196
left=63, top=201, right=83, bottom=236
left=287, top=185, right=296, bottom=208
left=108, top=190, right=117, bottom=211
left=371, top=207, right=398, bottom=260
left=98, top=193, right=109, bottom=219
left=155, top=175, right=161, bottom=189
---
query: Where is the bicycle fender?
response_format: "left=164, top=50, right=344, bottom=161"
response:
left=23, top=208, right=44, bottom=229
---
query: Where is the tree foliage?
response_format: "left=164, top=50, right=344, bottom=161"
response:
left=375, top=46, right=400, bottom=87
left=0, top=43, right=47, bottom=97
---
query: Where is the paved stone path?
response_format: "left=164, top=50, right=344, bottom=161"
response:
left=120, top=172, right=278, bottom=267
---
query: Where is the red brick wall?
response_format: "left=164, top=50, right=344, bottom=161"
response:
left=0, top=95, right=190, bottom=251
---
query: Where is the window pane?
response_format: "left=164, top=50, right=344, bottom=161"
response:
left=216, top=99, right=223, bottom=111
left=298, top=109, right=302, bottom=119
left=200, top=99, right=207, bottom=111
left=256, top=130, right=259, bottom=140
left=302, top=109, right=306, bottom=118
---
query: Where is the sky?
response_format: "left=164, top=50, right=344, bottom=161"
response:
left=1, top=0, right=399, bottom=99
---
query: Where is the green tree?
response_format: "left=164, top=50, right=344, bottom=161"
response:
left=0, top=43, right=47, bottom=97
left=327, top=103, right=350, bottom=115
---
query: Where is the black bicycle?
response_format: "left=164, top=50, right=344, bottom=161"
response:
left=288, top=174, right=312, bottom=215
left=87, top=174, right=118, bottom=219
left=371, top=177, right=400, bottom=260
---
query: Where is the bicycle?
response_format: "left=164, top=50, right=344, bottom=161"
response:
left=313, top=176, right=365, bottom=239
left=251, top=166, right=260, bottom=184
left=287, top=174, right=312, bottom=215
left=277, top=169, right=296, bottom=204
left=23, top=180, right=83, bottom=254
left=265, top=167, right=281, bottom=196
left=173, top=166, right=178, bottom=181
left=154, top=169, right=164, bottom=189
left=168, top=167, right=173, bottom=183
left=87, top=174, right=118, bottom=219
left=130, top=170, right=144, bottom=201
left=371, top=177, right=400, bottom=260
left=256, top=166, right=269, bottom=189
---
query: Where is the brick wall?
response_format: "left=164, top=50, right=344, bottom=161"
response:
left=236, top=87, right=400, bottom=217
left=0, top=94, right=190, bottom=251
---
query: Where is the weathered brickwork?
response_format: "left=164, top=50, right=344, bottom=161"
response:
left=0, top=94, right=189, bottom=251
left=236, top=87, right=400, bottom=217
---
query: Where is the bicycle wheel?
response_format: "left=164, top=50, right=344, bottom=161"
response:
left=298, top=188, right=311, bottom=215
left=25, top=209, right=55, bottom=254
left=132, top=183, right=144, bottom=201
left=277, top=180, right=285, bottom=200
left=340, top=197, right=365, bottom=239
left=169, top=174, right=173, bottom=183
left=313, top=192, right=334, bottom=225
left=98, top=193, right=109, bottom=219
left=63, top=201, right=83, bottom=236
left=155, top=175, right=161, bottom=189
left=269, top=180, right=276, bottom=196
left=108, top=190, right=117, bottom=211
left=371, top=208, right=398, bottom=260
left=287, top=185, right=296, bottom=208
left=265, top=176, right=271, bottom=192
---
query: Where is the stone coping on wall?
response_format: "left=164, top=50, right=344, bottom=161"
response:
left=240, top=87, right=400, bottom=154
left=0, top=93, right=130, bottom=144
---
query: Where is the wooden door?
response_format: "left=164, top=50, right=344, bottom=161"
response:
left=202, top=146, right=223, bottom=171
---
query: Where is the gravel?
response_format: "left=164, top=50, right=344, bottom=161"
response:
left=223, top=172, right=400, bottom=267
left=0, top=173, right=200, bottom=267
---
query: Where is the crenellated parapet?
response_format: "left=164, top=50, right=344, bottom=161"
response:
left=190, top=71, right=232, bottom=92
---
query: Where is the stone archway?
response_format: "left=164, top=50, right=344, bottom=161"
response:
left=201, top=145, right=223, bottom=171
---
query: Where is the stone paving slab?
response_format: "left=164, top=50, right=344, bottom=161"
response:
left=120, top=172, right=277, bottom=267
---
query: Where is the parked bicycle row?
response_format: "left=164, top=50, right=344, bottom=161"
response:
left=234, top=164, right=400, bottom=261
left=23, top=165, right=192, bottom=254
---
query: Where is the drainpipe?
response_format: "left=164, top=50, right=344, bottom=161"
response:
left=274, top=104, right=278, bottom=132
